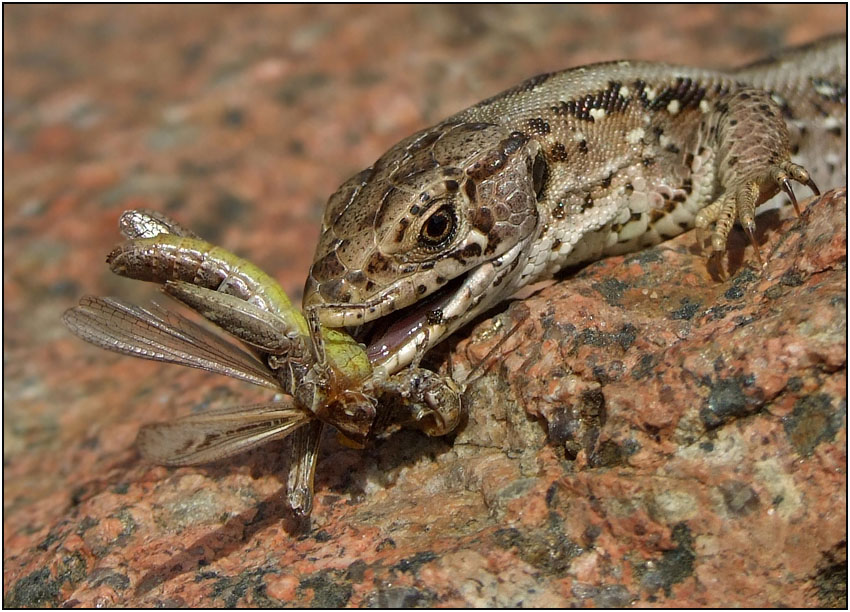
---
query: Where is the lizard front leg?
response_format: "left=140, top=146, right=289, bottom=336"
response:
left=695, top=88, right=820, bottom=264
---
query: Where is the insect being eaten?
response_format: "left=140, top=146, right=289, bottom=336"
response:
left=63, top=209, right=466, bottom=517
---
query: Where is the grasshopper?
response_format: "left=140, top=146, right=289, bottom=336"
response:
left=63, top=210, right=462, bottom=516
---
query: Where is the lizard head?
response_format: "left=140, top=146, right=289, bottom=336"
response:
left=303, top=121, right=546, bottom=372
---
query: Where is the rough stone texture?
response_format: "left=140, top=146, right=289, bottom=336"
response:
left=4, top=5, right=846, bottom=608
left=454, top=188, right=847, bottom=607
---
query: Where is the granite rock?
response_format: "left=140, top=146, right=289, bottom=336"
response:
left=4, top=5, right=846, bottom=608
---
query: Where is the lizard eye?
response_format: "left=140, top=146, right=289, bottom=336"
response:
left=419, top=204, right=457, bottom=249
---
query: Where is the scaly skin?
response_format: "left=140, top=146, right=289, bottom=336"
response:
left=303, top=35, right=847, bottom=374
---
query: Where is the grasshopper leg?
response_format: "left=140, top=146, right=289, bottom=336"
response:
left=284, top=420, right=323, bottom=516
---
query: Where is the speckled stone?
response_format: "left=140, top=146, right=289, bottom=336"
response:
left=455, top=189, right=846, bottom=607
left=4, top=5, right=846, bottom=608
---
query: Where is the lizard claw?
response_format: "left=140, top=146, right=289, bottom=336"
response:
left=781, top=178, right=801, bottom=216
left=773, top=161, right=819, bottom=216
left=742, top=223, right=763, bottom=267
left=806, top=176, right=821, bottom=197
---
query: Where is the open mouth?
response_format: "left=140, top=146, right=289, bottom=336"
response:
left=357, top=273, right=469, bottom=366
left=343, top=238, right=530, bottom=373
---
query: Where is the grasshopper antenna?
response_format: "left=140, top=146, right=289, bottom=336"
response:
left=458, top=308, right=529, bottom=389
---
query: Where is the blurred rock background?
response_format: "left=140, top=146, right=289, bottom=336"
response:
left=4, top=5, right=846, bottom=607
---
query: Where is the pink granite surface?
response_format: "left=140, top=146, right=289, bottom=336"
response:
left=4, top=5, right=846, bottom=607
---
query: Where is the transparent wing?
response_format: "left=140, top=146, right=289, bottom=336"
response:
left=63, top=295, right=280, bottom=389
left=136, top=399, right=312, bottom=465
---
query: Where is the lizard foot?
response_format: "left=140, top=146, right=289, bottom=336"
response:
left=694, top=85, right=823, bottom=267
left=695, top=160, right=819, bottom=266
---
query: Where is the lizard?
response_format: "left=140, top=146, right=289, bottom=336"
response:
left=303, top=34, right=846, bottom=377
left=64, top=35, right=846, bottom=517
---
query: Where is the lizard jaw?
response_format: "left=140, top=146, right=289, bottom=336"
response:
left=361, top=240, right=528, bottom=374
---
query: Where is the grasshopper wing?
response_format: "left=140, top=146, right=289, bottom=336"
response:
left=63, top=296, right=280, bottom=389
left=137, top=400, right=311, bottom=465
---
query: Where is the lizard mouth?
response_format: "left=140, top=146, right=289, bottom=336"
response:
left=359, top=272, right=468, bottom=367
left=352, top=239, right=529, bottom=373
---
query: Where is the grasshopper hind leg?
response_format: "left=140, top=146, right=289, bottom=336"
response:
left=284, top=420, right=324, bottom=517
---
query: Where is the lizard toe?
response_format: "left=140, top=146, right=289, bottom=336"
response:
left=771, top=160, right=819, bottom=215
left=695, top=180, right=764, bottom=264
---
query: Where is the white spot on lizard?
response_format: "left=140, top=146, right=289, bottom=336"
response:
left=814, top=81, right=837, bottom=97
left=626, top=127, right=645, bottom=144
left=823, top=116, right=841, bottom=130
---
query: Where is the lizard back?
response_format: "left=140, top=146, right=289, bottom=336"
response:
left=304, top=36, right=846, bottom=373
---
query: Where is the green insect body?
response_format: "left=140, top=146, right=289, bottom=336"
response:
left=64, top=210, right=462, bottom=516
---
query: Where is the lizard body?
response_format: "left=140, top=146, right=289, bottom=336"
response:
left=64, top=36, right=847, bottom=517
left=305, top=35, right=846, bottom=375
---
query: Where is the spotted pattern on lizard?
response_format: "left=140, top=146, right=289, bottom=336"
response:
left=303, top=35, right=847, bottom=374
